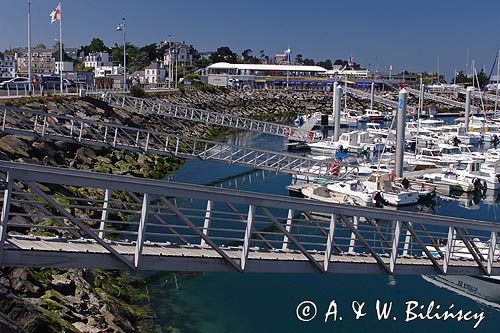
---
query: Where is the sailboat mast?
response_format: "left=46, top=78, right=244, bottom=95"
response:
left=495, top=46, right=500, bottom=113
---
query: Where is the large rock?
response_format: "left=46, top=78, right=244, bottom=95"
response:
left=0, top=135, right=31, bottom=158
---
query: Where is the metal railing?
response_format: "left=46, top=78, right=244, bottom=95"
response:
left=0, top=161, right=498, bottom=275
left=0, top=106, right=355, bottom=179
left=345, top=86, right=418, bottom=113
left=97, top=93, right=298, bottom=138
left=405, top=87, right=479, bottom=111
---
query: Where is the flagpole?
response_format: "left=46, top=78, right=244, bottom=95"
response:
left=28, top=0, right=32, bottom=93
left=59, top=3, right=63, bottom=94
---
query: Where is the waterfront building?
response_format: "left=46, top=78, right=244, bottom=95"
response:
left=94, top=65, right=125, bottom=78
left=15, top=48, right=55, bottom=76
left=84, top=52, right=113, bottom=69
left=0, top=53, right=16, bottom=78
left=202, top=62, right=328, bottom=87
left=145, top=62, right=166, bottom=84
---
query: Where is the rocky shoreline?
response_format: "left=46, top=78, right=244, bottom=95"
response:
left=0, top=89, right=350, bottom=332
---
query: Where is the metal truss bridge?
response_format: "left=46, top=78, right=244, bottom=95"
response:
left=405, top=87, right=479, bottom=112
left=0, top=107, right=357, bottom=179
left=0, top=161, right=499, bottom=275
left=95, top=93, right=315, bottom=141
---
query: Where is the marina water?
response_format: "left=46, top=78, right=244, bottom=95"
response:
left=151, top=130, right=500, bottom=333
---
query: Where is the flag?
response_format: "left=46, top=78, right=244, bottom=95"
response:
left=50, top=3, right=61, bottom=24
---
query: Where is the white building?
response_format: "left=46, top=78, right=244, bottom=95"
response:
left=94, top=65, right=124, bottom=78
left=145, top=62, right=166, bottom=84
left=55, top=61, right=74, bottom=74
left=84, top=52, right=113, bottom=68
left=0, top=54, right=16, bottom=78
left=203, top=62, right=328, bottom=87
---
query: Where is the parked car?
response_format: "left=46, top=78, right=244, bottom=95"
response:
left=0, top=77, right=30, bottom=90
left=63, top=78, right=76, bottom=88
left=40, top=75, right=66, bottom=90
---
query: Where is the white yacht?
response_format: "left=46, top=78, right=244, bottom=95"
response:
left=363, top=173, right=420, bottom=206
left=421, top=171, right=475, bottom=193
left=301, top=183, right=373, bottom=206
left=451, top=160, right=500, bottom=191
left=326, top=180, right=374, bottom=205
left=307, top=131, right=386, bottom=154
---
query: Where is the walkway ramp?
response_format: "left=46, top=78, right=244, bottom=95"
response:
left=405, top=87, right=479, bottom=112
left=0, top=161, right=498, bottom=275
left=96, top=93, right=298, bottom=138
left=0, top=107, right=356, bottom=179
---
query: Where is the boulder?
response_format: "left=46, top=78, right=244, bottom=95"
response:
left=0, top=135, right=31, bottom=158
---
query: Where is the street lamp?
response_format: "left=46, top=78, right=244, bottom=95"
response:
left=116, top=18, right=127, bottom=91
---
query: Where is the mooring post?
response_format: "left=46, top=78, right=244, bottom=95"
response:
left=395, top=89, right=408, bottom=178
left=333, top=84, right=342, bottom=141
left=370, top=82, right=375, bottom=109
left=464, top=87, right=473, bottom=133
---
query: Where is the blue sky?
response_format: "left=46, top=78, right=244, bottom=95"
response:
left=1, top=0, right=499, bottom=80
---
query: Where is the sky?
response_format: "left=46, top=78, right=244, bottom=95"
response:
left=1, top=0, right=499, bottom=80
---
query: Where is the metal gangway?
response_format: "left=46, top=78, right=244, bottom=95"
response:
left=95, top=93, right=310, bottom=140
left=405, top=87, right=479, bottom=112
left=344, top=87, right=417, bottom=113
left=0, top=161, right=499, bottom=275
left=0, top=107, right=357, bottom=179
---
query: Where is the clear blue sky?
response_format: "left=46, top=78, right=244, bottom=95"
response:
left=1, top=0, right=499, bottom=80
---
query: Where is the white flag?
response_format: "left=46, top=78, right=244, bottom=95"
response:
left=50, top=3, right=61, bottom=24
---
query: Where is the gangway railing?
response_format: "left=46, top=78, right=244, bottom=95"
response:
left=95, top=93, right=305, bottom=139
left=405, top=87, right=479, bottom=111
left=0, top=161, right=498, bottom=275
left=0, top=107, right=356, bottom=179
left=345, top=87, right=418, bottom=113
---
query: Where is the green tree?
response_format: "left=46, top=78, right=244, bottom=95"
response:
left=303, top=58, right=315, bottom=66
left=35, top=43, right=47, bottom=49
left=454, top=71, right=471, bottom=84
left=294, top=54, right=303, bottom=64
left=211, top=46, right=238, bottom=63
left=317, top=59, right=333, bottom=70
left=476, top=69, right=489, bottom=88
left=88, top=38, right=109, bottom=53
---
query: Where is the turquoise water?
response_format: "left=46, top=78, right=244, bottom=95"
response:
left=154, top=132, right=500, bottom=333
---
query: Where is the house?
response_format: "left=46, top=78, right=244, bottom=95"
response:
left=15, top=48, right=55, bottom=76
left=84, top=52, right=113, bottom=68
left=274, top=52, right=288, bottom=65
left=198, top=51, right=214, bottom=61
left=131, top=70, right=146, bottom=84
left=144, top=62, right=166, bottom=84
left=0, top=53, right=16, bottom=78
left=163, top=41, right=193, bottom=67
left=94, top=65, right=124, bottom=78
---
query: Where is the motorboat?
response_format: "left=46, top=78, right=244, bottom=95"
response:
left=363, top=172, right=420, bottom=206
left=307, top=131, right=386, bottom=154
left=421, top=171, right=475, bottom=193
left=326, top=180, right=374, bottom=205
left=451, top=160, right=500, bottom=191
left=301, top=183, right=373, bottom=206
left=365, top=109, right=390, bottom=122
